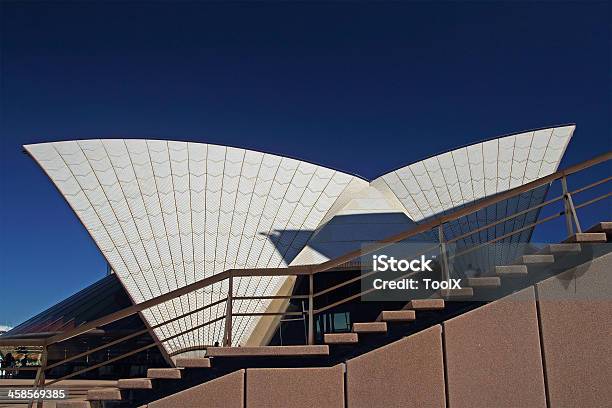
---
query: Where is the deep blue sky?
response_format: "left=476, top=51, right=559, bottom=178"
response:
left=0, top=1, right=610, bottom=326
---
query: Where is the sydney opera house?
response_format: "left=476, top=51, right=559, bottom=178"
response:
left=16, top=125, right=572, bottom=352
left=2, top=124, right=610, bottom=408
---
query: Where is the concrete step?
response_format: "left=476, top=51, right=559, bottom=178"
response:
left=467, top=277, right=501, bottom=288
left=352, top=322, right=387, bottom=333
left=376, top=310, right=416, bottom=322
left=174, top=356, right=212, bottom=368
left=586, top=221, right=612, bottom=234
left=517, top=254, right=555, bottom=264
left=544, top=243, right=581, bottom=254
left=324, top=333, right=359, bottom=344
left=118, top=378, right=153, bottom=389
left=147, top=368, right=182, bottom=379
left=56, top=402, right=91, bottom=408
left=206, top=345, right=329, bottom=357
left=496, top=265, right=528, bottom=276
left=439, top=288, right=474, bottom=299
left=563, top=232, right=607, bottom=243
left=87, top=387, right=122, bottom=401
left=403, top=299, right=445, bottom=310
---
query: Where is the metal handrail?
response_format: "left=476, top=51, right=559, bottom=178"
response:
left=43, top=297, right=228, bottom=371
left=5, top=151, right=608, bottom=347
left=310, top=151, right=611, bottom=274
left=45, top=316, right=227, bottom=386
left=2, top=151, right=610, bottom=392
left=310, top=187, right=610, bottom=315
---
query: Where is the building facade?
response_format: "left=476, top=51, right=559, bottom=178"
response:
left=21, top=125, right=574, bottom=357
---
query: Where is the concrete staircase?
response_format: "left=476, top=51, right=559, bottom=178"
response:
left=320, top=231, right=609, bottom=350
left=55, top=225, right=611, bottom=408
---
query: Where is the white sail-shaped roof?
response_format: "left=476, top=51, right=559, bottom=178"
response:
left=371, top=125, right=575, bottom=278
left=25, top=125, right=575, bottom=355
left=25, top=140, right=359, bottom=354
left=372, top=125, right=574, bottom=222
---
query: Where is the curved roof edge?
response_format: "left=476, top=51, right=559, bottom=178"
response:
left=371, top=123, right=576, bottom=180
left=23, top=138, right=370, bottom=182
left=372, top=125, right=574, bottom=222
left=23, top=123, right=576, bottom=183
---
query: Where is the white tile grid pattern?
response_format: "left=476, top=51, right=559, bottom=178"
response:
left=377, top=126, right=573, bottom=223
left=25, top=140, right=356, bottom=354
left=376, top=126, right=573, bottom=274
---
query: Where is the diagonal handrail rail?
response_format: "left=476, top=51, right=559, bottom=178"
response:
left=1, top=151, right=609, bottom=350
left=303, top=181, right=611, bottom=316
left=310, top=151, right=612, bottom=273
left=42, top=266, right=313, bottom=346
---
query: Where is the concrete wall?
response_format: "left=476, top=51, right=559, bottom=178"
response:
left=346, top=325, right=445, bottom=408
left=246, top=365, right=344, bottom=408
left=147, top=369, right=244, bottom=408
left=146, top=253, right=611, bottom=407
left=443, top=287, right=546, bottom=408
left=536, top=253, right=612, bottom=408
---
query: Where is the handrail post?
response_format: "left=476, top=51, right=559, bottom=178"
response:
left=36, top=347, right=47, bottom=408
left=567, top=193, right=582, bottom=233
left=27, top=346, right=47, bottom=408
left=27, top=372, right=38, bottom=408
left=224, top=273, right=233, bottom=347
left=561, top=176, right=574, bottom=235
left=308, top=273, right=314, bottom=345
left=438, top=225, right=450, bottom=282
left=561, top=176, right=582, bottom=235
left=561, top=176, right=582, bottom=234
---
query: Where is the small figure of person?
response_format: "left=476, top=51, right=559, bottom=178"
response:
left=3, top=353, right=15, bottom=379
left=21, top=355, right=27, bottom=368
